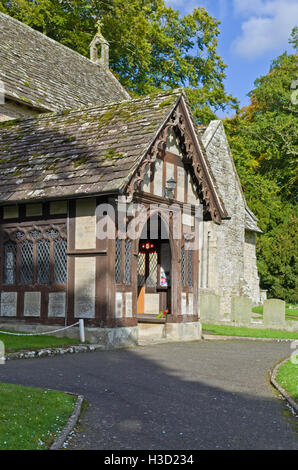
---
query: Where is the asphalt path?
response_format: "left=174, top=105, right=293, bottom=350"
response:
left=0, top=340, right=297, bottom=450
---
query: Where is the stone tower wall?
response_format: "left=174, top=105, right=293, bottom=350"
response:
left=201, top=121, right=256, bottom=315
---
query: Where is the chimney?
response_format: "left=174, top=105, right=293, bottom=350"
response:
left=90, top=33, right=109, bottom=69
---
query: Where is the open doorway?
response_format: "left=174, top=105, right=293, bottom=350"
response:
left=136, top=216, right=171, bottom=321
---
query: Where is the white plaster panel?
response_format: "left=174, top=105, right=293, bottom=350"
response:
left=144, top=293, right=160, bottom=315
left=153, top=159, right=163, bottom=197
left=188, top=293, right=194, bottom=315
left=125, top=292, right=133, bottom=318
left=115, top=292, right=123, bottom=318
left=74, top=257, right=95, bottom=318
left=187, top=174, right=197, bottom=205
left=166, top=128, right=182, bottom=156
left=141, top=164, right=151, bottom=193
left=24, top=292, right=41, bottom=317
left=181, top=293, right=187, bottom=315
left=0, top=292, right=17, bottom=316
left=177, top=166, right=185, bottom=202
left=48, top=292, right=66, bottom=318
left=75, top=198, right=96, bottom=249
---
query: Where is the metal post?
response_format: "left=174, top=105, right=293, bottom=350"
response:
left=79, top=319, right=85, bottom=343
left=0, top=340, right=5, bottom=365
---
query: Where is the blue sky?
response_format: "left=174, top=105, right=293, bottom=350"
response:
left=165, top=0, right=297, bottom=117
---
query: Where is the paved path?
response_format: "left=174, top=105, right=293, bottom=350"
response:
left=0, top=340, right=297, bottom=450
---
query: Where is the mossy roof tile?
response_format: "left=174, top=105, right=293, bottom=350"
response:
left=0, top=12, right=130, bottom=111
left=0, top=90, right=180, bottom=202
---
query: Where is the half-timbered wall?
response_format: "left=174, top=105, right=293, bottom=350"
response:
left=0, top=201, right=67, bottom=323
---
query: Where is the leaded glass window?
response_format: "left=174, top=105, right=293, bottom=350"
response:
left=188, top=250, right=193, bottom=287
left=115, top=238, right=122, bottom=284
left=3, top=242, right=17, bottom=285
left=37, top=239, right=50, bottom=284
left=147, top=252, right=158, bottom=287
left=2, top=224, right=67, bottom=287
left=181, top=246, right=186, bottom=286
left=20, top=241, right=34, bottom=284
left=124, top=239, right=132, bottom=285
left=54, top=239, right=67, bottom=284
left=29, top=230, right=42, bottom=240
left=137, top=252, right=146, bottom=286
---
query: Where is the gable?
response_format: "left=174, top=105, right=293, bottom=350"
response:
left=202, top=120, right=261, bottom=232
left=140, top=128, right=199, bottom=206
left=125, top=96, right=228, bottom=224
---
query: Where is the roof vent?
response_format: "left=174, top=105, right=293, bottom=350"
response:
left=90, top=25, right=109, bottom=69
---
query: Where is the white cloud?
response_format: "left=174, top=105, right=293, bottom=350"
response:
left=164, top=0, right=209, bottom=14
left=232, top=0, right=298, bottom=59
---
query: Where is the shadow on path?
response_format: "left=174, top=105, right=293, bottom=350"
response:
left=0, top=340, right=297, bottom=450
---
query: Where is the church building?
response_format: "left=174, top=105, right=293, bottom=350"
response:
left=0, top=12, right=263, bottom=344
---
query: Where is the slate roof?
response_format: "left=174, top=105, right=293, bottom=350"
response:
left=0, top=12, right=130, bottom=112
left=245, top=208, right=263, bottom=233
left=0, top=91, right=183, bottom=203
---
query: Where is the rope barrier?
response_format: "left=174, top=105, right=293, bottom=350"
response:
left=0, top=322, right=80, bottom=336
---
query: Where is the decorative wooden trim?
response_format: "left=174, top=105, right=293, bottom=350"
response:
left=124, top=98, right=227, bottom=224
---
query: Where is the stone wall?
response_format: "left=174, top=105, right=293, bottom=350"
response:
left=201, top=121, right=247, bottom=315
left=0, top=99, right=40, bottom=122
left=243, top=230, right=261, bottom=305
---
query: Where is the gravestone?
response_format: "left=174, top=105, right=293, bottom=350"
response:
left=231, top=296, right=252, bottom=325
left=200, top=293, right=220, bottom=323
left=263, top=299, right=286, bottom=328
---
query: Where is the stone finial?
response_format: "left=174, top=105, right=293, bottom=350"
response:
left=90, top=31, right=109, bottom=69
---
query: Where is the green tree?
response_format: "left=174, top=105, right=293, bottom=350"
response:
left=224, top=32, right=298, bottom=302
left=0, top=0, right=238, bottom=123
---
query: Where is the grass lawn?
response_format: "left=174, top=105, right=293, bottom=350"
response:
left=252, top=305, right=298, bottom=322
left=202, top=324, right=298, bottom=340
left=0, top=330, right=81, bottom=353
left=276, top=360, right=298, bottom=401
left=0, top=382, right=77, bottom=449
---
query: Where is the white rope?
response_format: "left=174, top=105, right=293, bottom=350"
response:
left=0, top=322, right=80, bottom=336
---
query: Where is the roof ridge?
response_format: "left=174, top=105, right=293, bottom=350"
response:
left=0, top=11, right=104, bottom=70
left=0, top=89, right=184, bottom=130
